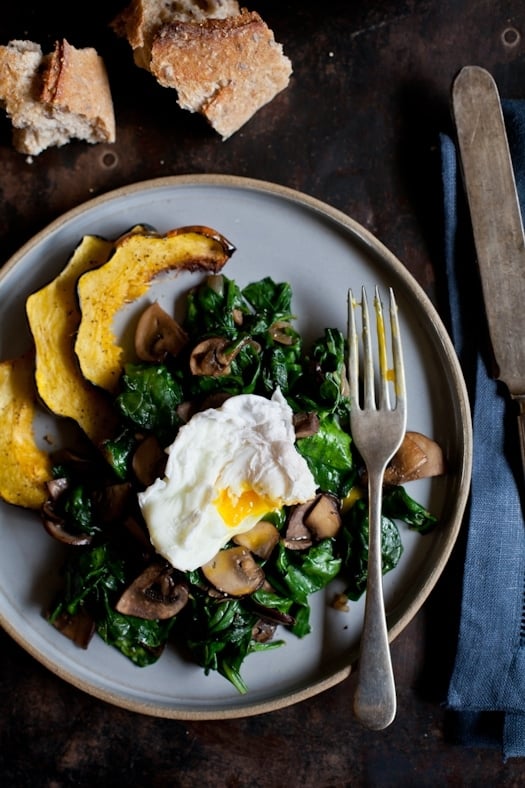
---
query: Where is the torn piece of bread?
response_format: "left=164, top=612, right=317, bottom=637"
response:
left=112, top=0, right=241, bottom=69
left=112, top=2, right=292, bottom=140
left=0, top=39, right=116, bottom=156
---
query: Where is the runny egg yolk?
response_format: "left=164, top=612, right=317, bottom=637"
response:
left=214, top=484, right=277, bottom=528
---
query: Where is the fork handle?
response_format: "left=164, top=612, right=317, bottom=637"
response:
left=353, top=468, right=397, bottom=730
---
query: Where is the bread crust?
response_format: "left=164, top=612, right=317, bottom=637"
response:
left=150, top=10, right=292, bottom=139
left=41, top=40, right=116, bottom=143
left=112, top=0, right=241, bottom=69
left=0, top=39, right=115, bottom=156
left=112, top=1, right=292, bottom=139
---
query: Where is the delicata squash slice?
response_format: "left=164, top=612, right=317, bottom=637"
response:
left=26, top=234, right=119, bottom=446
left=75, top=225, right=235, bottom=392
left=0, top=350, right=52, bottom=509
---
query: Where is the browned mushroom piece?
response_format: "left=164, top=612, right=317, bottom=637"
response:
left=293, top=411, right=320, bottom=438
left=95, top=482, right=133, bottom=523
left=269, top=320, right=295, bottom=345
left=41, top=498, right=93, bottom=546
left=382, top=431, right=447, bottom=486
left=46, top=477, right=69, bottom=500
left=233, top=520, right=280, bottom=559
left=232, top=308, right=244, bottom=326
left=205, top=273, right=225, bottom=294
left=122, top=514, right=154, bottom=553
left=304, top=493, right=342, bottom=539
left=115, top=563, right=189, bottom=620
left=50, top=606, right=96, bottom=648
left=132, top=434, right=167, bottom=487
left=134, top=301, right=189, bottom=362
left=251, top=603, right=295, bottom=628
left=251, top=619, right=277, bottom=643
left=282, top=501, right=314, bottom=550
left=201, top=546, right=265, bottom=596
left=189, top=336, right=259, bottom=376
left=199, top=391, right=232, bottom=410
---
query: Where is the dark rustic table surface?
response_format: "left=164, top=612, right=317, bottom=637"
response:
left=1, top=2, right=525, bottom=785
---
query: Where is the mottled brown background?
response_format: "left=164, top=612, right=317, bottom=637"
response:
left=1, top=2, right=525, bottom=785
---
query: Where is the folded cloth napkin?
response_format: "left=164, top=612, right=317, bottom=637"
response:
left=441, top=100, right=525, bottom=760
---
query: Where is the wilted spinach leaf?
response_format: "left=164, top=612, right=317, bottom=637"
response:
left=117, top=362, right=183, bottom=444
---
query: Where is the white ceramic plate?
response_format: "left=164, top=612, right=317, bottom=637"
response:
left=0, top=175, right=472, bottom=719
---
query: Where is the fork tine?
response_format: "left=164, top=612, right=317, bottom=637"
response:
left=388, top=287, right=406, bottom=414
left=361, top=287, right=376, bottom=411
left=347, top=288, right=360, bottom=410
left=374, top=286, right=390, bottom=411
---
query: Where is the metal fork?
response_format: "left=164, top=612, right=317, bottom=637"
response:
left=347, top=286, right=407, bottom=730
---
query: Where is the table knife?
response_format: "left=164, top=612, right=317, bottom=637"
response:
left=452, top=65, right=525, bottom=477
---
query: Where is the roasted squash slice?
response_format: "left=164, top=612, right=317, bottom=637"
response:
left=75, top=225, right=235, bottom=392
left=0, top=351, right=52, bottom=509
left=26, top=234, right=119, bottom=445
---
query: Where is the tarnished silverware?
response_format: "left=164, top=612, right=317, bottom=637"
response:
left=452, top=65, right=525, bottom=481
left=347, top=286, right=407, bottom=730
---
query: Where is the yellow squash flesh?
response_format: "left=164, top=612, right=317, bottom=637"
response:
left=75, top=226, right=234, bottom=392
left=26, top=234, right=119, bottom=445
left=0, top=351, right=52, bottom=509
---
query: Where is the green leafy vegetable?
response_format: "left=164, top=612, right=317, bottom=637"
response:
left=116, top=363, right=183, bottom=444
left=382, top=486, right=438, bottom=534
left=296, top=413, right=355, bottom=497
left=45, top=273, right=440, bottom=695
left=339, top=498, right=404, bottom=600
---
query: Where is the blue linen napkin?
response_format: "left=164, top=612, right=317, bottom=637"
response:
left=441, top=100, right=525, bottom=760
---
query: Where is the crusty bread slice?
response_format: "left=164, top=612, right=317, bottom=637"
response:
left=150, top=10, right=292, bottom=139
left=112, top=0, right=241, bottom=69
left=0, top=39, right=116, bottom=156
left=112, top=2, right=292, bottom=140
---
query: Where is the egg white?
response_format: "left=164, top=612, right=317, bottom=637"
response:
left=138, top=389, right=317, bottom=571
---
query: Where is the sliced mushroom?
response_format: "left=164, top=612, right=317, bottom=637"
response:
left=199, top=391, right=232, bottom=410
left=175, top=400, right=195, bottom=423
left=232, top=308, right=244, bottom=326
left=382, top=431, right=446, bottom=486
left=282, top=502, right=314, bottom=550
left=50, top=606, right=96, bottom=648
left=134, top=301, right=188, bottom=362
left=115, top=563, right=189, bottom=620
left=132, top=435, right=167, bottom=487
left=251, top=619, right=277, bottom=643
left=122, top=514, right=153, bottom=553
left=233, top=520, right=280, bottom=559
left=201, top=546, right=265, bottom=596
left=304, top=493, right=342, bottom=539
left=251, top=603, right=295, bottom=628
left=95, top=482, right=133, bottom=522
left=269, top=320, right=295, bottom=345
left=41, top=499, right=93, bottom=546
left=293, top=411, right=320, bottom=438
left=189, top=336, right=259, bottom=376
left=331, top=592, right=350, bottom=612
left=46, top=477, right=69, bottom=500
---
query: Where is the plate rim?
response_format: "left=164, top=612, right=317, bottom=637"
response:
left=0, top=173, right=473, bottom=719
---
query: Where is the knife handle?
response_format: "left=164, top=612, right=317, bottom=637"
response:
left=513, top=395, right=525, bottom=484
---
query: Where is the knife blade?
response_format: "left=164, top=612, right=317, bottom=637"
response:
left=452, top=64, right=525, bottom=476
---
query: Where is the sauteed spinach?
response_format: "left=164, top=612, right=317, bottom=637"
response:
left=47, top=274, right=437, bottom=693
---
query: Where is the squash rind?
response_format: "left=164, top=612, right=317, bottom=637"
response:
left=0, top=351, right=52, bottom=509
left=26, top=234, right=119, bottom=445
left=75, top=227, right=234, bottom=392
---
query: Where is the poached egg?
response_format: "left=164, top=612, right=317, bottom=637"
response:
left=138, top=389, right=317, bottom=571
